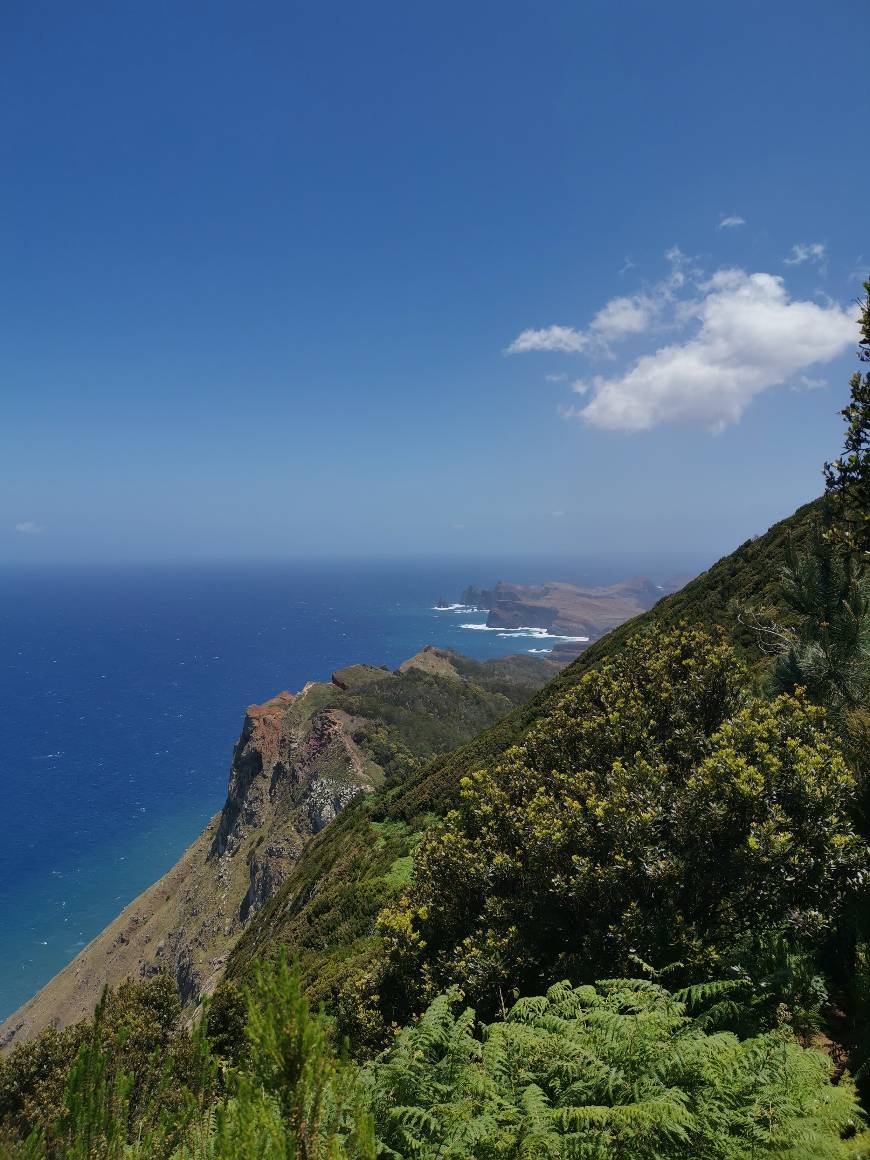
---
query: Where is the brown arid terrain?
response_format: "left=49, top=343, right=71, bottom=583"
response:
left=0, top=647, right=552, bottom=1050
left=484, top=577, right=665, bottom=637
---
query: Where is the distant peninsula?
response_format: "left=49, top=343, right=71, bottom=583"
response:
left=438, top=577, right=676, bottom=661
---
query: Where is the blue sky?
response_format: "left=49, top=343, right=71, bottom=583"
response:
left=3, top=0, right=867, bottom=566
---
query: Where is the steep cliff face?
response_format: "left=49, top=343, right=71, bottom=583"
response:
left=211, top=692, right=298, bottom=858
left=1, top=648, right=553, bottom=1050
left=0, top=682, right=378, bottom=1047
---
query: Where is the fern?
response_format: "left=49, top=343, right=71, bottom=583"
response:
left=364, top=978, right=867, bottom=1158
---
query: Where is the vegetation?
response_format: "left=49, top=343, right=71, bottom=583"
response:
left=366, top=977, right=865, bottom=1159
left=2, top=961, right=867, bottom=1157
left=223, top=495, right=829, bottom=1036
left=3, top=280, right=868, bottom=1155
left=307, top=652, right=557, bottom=788
left=824, top=279, right=870, bottom=560
left=374, top=627, right=864, bottom=1027
left=769, top=533, right=870, bottom=789
left=0, top=975, right=206, bottom=1156
left=772, top=534, right=869, bottom=711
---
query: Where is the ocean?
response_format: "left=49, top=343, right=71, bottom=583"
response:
left=0, top=553, right=696, bottom=1021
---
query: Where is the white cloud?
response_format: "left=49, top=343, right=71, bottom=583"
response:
left=618, top=255, right=636, bottom=275
left=718, top=214, right=746, bottom=229
left=507, top=293, right=657, bottom=355
left=15, top=520, right=46, bottom=535
left=575, top=271, right=855, bottom=432
left=508, top=246, right=856, bottom=432
left=589, top=294, right=655, bottom=342
left=545, top=372, right=567, bottom=382
left=792, top=375, right=828, bottom=392
left=508, top=248, right=698, bottom=357
left=507, top=324, right=588, bottom=353
left=784, top=242, right=826, bottom=266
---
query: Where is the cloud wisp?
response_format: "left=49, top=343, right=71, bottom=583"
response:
left=507, top=289, right=657, bottom=355
left=508, top=258, right=856, bottom=433
left=718, top=214, right=746, bottom=229
left=784, top=242, right=826, bottom=266
left=792, top=375, right=828, bottom=392
left=15, top=520, right=46, bottom=535
left=507, top=248, right=697, bottom=358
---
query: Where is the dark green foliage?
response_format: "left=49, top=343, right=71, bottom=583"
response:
left=0, top=1024, right=85, bottom=1143
left=39, top=998, right=134, bottom=1159
left=210, top=956, right=375, bottom=1158
left=0, top=977, right=215, bottom=1159
left=0, top=975, right=197, bottom=1147
left=204, top=981, right=247, bottom=1066
left=366, top=978, right=865, bottom=1158
left=341, top=659, right=551, bottom=765
left=772, top=533, right=870, bottom=716
left=770, top=532, right=870, bottom=796
left=824, top=279, right=870, bottom=560
left=3, top=964, right=864, bottom=1159
left=380, top=626, right=864, bottom=1019
left=351, top=722, right=421, bottom=785
left=0, top=963, right=376, bottom=1158
left=343, top=671, right=514, bottom=762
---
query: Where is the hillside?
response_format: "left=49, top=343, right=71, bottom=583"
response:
left=0, top=497, right=827, bottom=1050
left=225, top=498, right=826, bottom=1017
left=0, top=648, right=552, bottom=1050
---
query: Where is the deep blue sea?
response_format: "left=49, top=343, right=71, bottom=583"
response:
left=0, top=553, right=700, bottom=1021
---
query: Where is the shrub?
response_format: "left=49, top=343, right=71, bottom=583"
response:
left=383, top=627, right=865, bottom=1016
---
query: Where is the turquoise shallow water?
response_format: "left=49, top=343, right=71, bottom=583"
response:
left=0, top=553, right=696, bottom=1020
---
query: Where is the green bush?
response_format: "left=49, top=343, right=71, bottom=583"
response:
left=4, top=962, right=865, bottom=1159
left=383, top=626, right=865, bottom=1017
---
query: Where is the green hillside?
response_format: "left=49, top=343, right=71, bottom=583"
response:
left=5, top=493, right=868, bottom=1158
left=225, top=497, right=826, bottom=1021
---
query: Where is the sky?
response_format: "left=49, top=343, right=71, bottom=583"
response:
left=2, top=0, right=868, bottom=567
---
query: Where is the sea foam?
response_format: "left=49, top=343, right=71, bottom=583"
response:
left=459, top=623, right=589, bottom=642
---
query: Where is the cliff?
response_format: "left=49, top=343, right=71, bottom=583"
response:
left=0, top=647, right=552, bottom=1049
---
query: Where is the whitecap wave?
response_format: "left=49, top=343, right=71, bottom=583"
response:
left=459, top=623, right=589, bottom=642
left=432, top=604, right=489, bottom=613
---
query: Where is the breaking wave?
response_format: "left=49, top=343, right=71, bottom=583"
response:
left=431, top=604, right=490, bottom=614
left=459, top=623, right=589, bottom=642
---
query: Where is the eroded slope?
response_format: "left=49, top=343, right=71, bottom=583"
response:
left=1, top=648, right=551, bottom=1048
